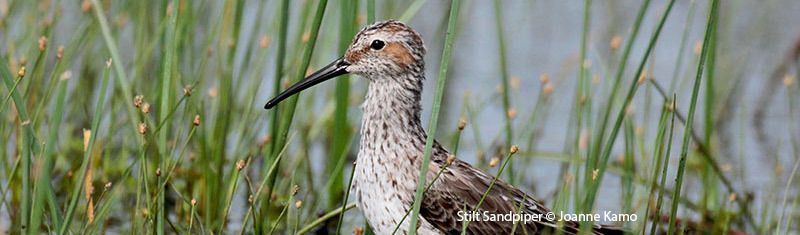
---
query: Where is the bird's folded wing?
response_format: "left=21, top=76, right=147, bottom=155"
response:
left=419, top=160, right=583, bottom=235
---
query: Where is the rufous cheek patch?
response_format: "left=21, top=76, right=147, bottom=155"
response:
left=383, top=43, right=414, bottom=67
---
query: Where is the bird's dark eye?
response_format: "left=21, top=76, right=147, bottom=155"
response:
left=370, top=40, right=385, bottom=50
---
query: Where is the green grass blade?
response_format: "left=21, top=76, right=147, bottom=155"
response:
left=407, top=0, right=461, bottom=233
left=668, top=0, right=718, bottom=233
left=59, top=61, right=113, bottom=235
left=0, top=55, right=38, bottom=234
left=263, top=0, right=330, bottom=230
left=580, top=0, right=676, bottom=217
left=492, top=0, right=515, bottom=184
left=330, top=0, right=358, bottom=209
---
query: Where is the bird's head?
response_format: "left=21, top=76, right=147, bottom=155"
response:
left=264, top=20, right=425, bottom=109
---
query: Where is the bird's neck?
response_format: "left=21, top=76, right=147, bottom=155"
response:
left=360, top=73, right=425, bottom=139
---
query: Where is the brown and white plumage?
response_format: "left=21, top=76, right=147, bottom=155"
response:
left=266, top=20, right=623, bottom=235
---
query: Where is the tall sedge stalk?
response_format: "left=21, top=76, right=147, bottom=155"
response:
left=492, top=0, right=515, bottom=184
left=156, top=1, right=179, bottom=233
left=407, top=0, right=461, bottom=233
left=586, top=0, right=651, bottom=177
left=652, top=96, right=678, bottom=235
left=580, top=0, right=676, bottom=220
left=259, top=0, right=290, bottom=231
left=571, top=0, right=592, bottom=203
left=642, top=100, right=671, bottom=233
left=329, top=0, right=357, bottom=209
left=398, top=0, right=428, bottom=22
left=0, top=56, right=38, bottom=234
left=668, top=0, right=718, bottom=233
left=581, top=0, right=651, bottom=215
left=367, top=0, right=376, bottom=22
left=263, top=0, right=330, bottom=231
left=579, top=1, right=677, bottom=233
left=59, top=60, right=113, bottom=235
left=391, top=121, right=466, bottom=234
left=89, top=0, right=142, bottom=144
left=460, top=145, right=519, bottom=234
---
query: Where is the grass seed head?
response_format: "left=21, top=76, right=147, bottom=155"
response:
left=259, top=35, right=270, bottom=48
left=191, top=198, right=197, bottom=206
left=693, top=40, right=703, bottom=55
left=510, top=76, right=521, bottom=90
left=193, top=115, right=201, bottom=126
left=578, top=129, right=588, bottom=150
left=291, top=185, right=299, bottom=196
left=637, top=70, right=647, bottom=85
left=133, top=95, right=144, bottom=108
left=236, top=159, right=246, bottom=171
left=138, top=122, right=148, bottom=135
left=38, top=36, right=47, bottom=51
left=592, top=169, right=599, bottom=180
left=83, top=129, right=91, bottom=151
left=258, top=134, right=272, bottom=148
left=141, top=102, right=151, bottom=114
left=17, top=66, right=25, bottom=77
left=507, top=108, right=517, bottom=119
left=784, top=74, right=795, bottom=87
left=294, top=200, right=303, bottom=208
left=457, top=118, right=466, bottom=130
left=543, top=82, right=554, bottom=95
left=57, top=45, right=64, bottom=59
left=510, top=145, right=519, bottom=154
left=156, top=168, right=161, bottom=176
left=446, top=154, right=456, bottom=165
left=539, top=73, right=550, bottom=84
left=60, top=70, right=72, bottom=81
left=208, top=87, right=218, bottom=97
left=81, top=0, right=91, bottom=13
left=489, top=157, right=499, bottom=167
left=183, top=85, right=193, bottom=96
left=610, top=35, right=622, bottom=51
left=668, top=99, right=677, bottom=112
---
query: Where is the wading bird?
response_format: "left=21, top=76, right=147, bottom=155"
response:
left=265, top=20, right=622, bottom=235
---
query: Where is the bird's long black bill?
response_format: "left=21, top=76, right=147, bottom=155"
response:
left=264, top=57, right=349, bottom=109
